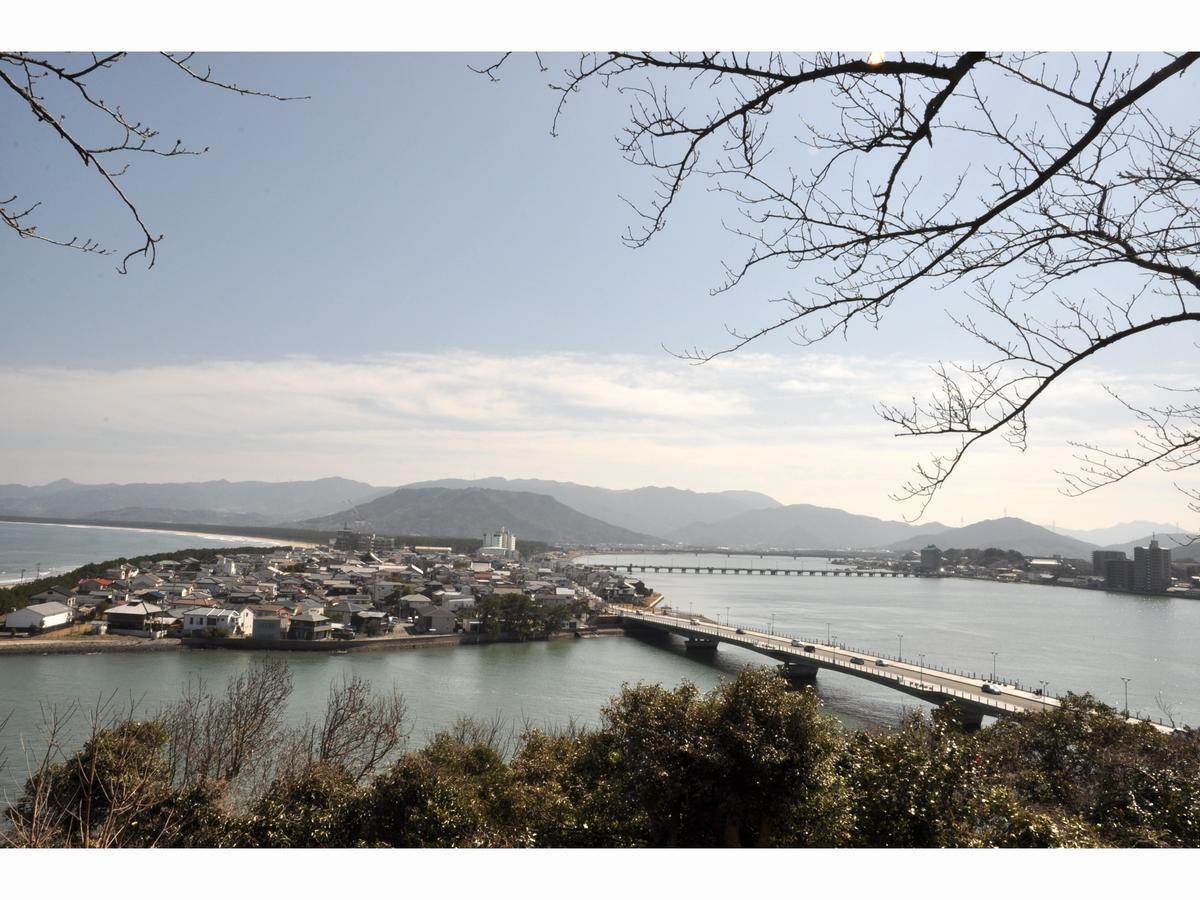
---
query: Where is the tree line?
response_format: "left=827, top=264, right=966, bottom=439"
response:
left=3, top=662, right=1197, bottom=848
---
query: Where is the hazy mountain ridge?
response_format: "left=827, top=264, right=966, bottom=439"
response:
left=401, top=476, right=780, bottom=536
left=888, top=517, right=1098, bottom=558
left=297, top=487, right=659, bottom=546
left=1054, top=520, right=1188, bottom=546
left=667, top=503, right=948, bottom=550
left=0, top=477, right=394, bottom=524
left=1100, top=532, right=1200, bottom=559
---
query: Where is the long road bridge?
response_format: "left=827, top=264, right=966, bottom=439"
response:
left=612, top=606, right=1178, bottom=734
left=621, top=564, right=916, bottom=577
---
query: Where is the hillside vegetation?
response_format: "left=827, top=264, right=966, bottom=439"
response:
left=3, top=664, right=1196, bottom=848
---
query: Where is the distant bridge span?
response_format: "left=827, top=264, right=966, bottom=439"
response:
left=621, top=564, right=916, bottom=577
left=613, top=607, right=1177, bottom=734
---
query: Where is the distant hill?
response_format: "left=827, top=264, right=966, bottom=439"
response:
left=889, top=517, right=1097, bottom=558
left=0, top=477, right=394, bottom=525
left=667, top=503, right=946, bottom=550
left=400, top=477, right=780, bottom=537
left=1100, top=533, right=1200, bottom=560
left=1055, top=520, right=1188, bottom=546
left=297, top=487, right=659, bottom=547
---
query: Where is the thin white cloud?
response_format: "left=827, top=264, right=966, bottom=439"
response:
left=1, top=350, right=1195, bottom=527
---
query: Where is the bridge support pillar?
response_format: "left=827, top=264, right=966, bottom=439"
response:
left=684, top=636, right=719, bottom=657
left=936, top=701, right=985, bottom=732
left=779, top=663, right=818, bottom=687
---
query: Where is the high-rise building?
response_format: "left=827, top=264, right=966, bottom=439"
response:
left=1092, top=550, right=1127, bottom=578
left=481, top=527, right=518, bottom=558
left=919, top=545, right=942, bottom=573
left=1105, top=558, right=1135, bottom=591
left=1133, top=539, right=1172, bottom=593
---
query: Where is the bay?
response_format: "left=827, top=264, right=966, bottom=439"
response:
left=2, top=548, right=1196, bottom=790
left=0, top=520, right=283, bottom=584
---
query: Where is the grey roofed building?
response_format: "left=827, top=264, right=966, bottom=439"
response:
left=30, top=585, right=76, bottom=605
left=290, top=611, right=333, bottom=641
left=5, top=601, right=73, bottom=632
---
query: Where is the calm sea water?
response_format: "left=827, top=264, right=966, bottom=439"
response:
left=578, top=552, right=1199, bottom=726
left=1, top=549, right=1196, bottom=785
left=0, top=521, right=282, bottom=584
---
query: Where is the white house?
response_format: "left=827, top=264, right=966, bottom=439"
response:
left=181, top=607, right=253, bottom=637
left=6, top=601, right=72, bottom=632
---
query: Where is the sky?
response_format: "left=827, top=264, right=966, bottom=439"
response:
left=3, top=43, right=1199, bottom=532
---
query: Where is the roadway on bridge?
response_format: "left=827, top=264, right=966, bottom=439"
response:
left=609, top=607, right=1176, bottom=733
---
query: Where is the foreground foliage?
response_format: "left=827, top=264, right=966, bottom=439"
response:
left=3, top=664, right=1197, bottom=848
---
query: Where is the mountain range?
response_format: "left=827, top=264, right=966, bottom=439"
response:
left=400, top=477, right=779, bottom=536
left=3, top=476, right=1192, bottom=557
left=297, top=487, right=657, bottom=546
left=667, top=503, right=946, bottom=550
left=886, top=517, right=1097, bottom=559
left=1053, top=520, right=1186, bottom=546
left=0, top=477, right=392, bottom=524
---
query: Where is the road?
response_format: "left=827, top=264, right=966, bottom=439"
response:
left=612, top=604, right=1178, bottom=733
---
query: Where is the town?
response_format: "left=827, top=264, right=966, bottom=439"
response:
left=911, top=538, right=1200, bottom=597
left=0, top=527, right=655, bottom=644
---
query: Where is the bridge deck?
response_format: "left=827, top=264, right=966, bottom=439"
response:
left=621, top=565, right=913, bottom=577
left=614, top=607, right=1177, bottom=733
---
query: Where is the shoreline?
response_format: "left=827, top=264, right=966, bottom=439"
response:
left=0, top=518, right=318, bottom=548
left=0, top=628, right=623, bottom=657
left=0, top=519, right=320, bottom=585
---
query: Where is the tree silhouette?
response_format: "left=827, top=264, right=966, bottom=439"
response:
left=513, top=52, right=1200, bottom=520
left=1, top=52, right=304, bottom=272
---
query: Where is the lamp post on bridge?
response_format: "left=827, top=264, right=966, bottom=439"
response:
left=919, top=653, right=925, bottom=688
left=770, top=613, right=775, bottom=636
left=1121, top=676, right=1131, bottom=717
left=826, top=622, right=831, bottom=645
left=896, top=633, right=903, bottom=661
left=1039, top=681, right=1049, bottom=710
left=990, top=651, right=998, bottom=683
left=726, top=606, right=730, bottom=628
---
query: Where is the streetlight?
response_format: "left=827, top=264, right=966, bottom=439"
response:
left=919, top=653, right=925, bottom=688
left=770, top=613, right=776, bottom=636
left=896, top=633, right=903, bottom=661
left=725, top=606, right=730, bottom=628
left=1121, top=676, right=1131, bottom=717
left=826, top=622, right=831, bottom=645
left=990, top=651, right=998, bottom=683
left=1039, top=680, right=1049, bottom=710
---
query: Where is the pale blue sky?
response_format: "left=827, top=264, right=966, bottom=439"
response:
left=3, top=52, right=1198, bottom=529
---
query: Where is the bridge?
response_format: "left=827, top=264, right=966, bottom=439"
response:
left=613, top=606, right=1177, bottom=734
left=621, top=564, right=915, bottom=577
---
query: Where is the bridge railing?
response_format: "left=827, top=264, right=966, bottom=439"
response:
left=619, top=609, right=1048, bottom=713
left=616, top=608, right=1184, bottom=730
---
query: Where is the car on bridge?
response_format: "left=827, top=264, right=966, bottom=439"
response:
left=735, top=628, right=745, bottom=634
left=850, top=657, right=865, bottom=665
left=981, top=683, right=1002, bottom=695
left=803, top=645, right=816, bottom=652
left=874, top=659, right=887, bottom=666
left=790, top=638, right=803, bottom=647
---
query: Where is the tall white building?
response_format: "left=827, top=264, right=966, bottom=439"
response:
left=481, top=527, right=518, bottom=557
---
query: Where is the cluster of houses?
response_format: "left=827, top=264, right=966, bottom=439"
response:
left=902, top=543, right=1200, bottom=597
left=1, top=543, right=651, bottom=642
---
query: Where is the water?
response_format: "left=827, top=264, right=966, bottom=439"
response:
left=578, top=552, right=1199, bottom=727
left=2, top=549, right=1196, bottom=788
left=0, top=521, right=284, bottom=584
